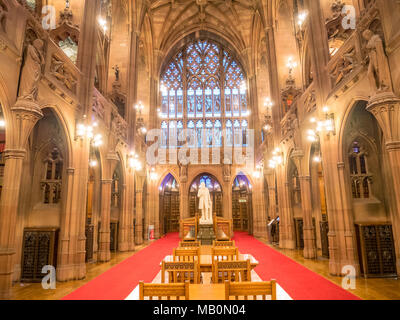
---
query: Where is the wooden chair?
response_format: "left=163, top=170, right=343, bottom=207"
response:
left=225, top=280, right=277, bottom=300
left=173, top=248, right=200, bottom=262
left=212, top=259, right=251, bottom=284
left=161, top=260, right=200, bottom=284
left=139, top=281, right=189, bottom=300
left=179, top=241, right=200, bottom=248
left=212, top=247, right=239, bottom=262
left=213, top=240, right=235, bottom=247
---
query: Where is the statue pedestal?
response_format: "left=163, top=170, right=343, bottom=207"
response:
left=197, top=224, right=215, bottom=245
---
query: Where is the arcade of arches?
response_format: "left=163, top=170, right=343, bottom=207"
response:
left=0, top=0, right=400, bottom=300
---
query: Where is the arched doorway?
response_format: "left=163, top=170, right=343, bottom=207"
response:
left=86, top=148, right=101, bottom=262
left=343, top=101, right=397, bottom=277
left=189, top=174, right=222, bottom=217
left=232, top=174, right=253, bottom=232
left=288, top=156, right=303, bottom=249
left=159, top=174, right=180, bottom=234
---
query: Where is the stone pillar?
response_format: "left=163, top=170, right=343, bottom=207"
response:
left=252, top=178, right=267, bottom=238
left=135, top=189, right=143, bottom=245
left=276, top=164, right=295, bottom=249
left=299, top=176, right=317, bottom=259
left=265, top=170, right=277, bottom=219
left=291, top=151, right=317, bottom=259
left=367, top=92, right=400, bottom=274
left=99, top=179, right=112, bottom=262
left=57, top=0, right=100, bottom=282
left=119, top=170, right=135, bottom=252
left=118, top=183, right=129, bottom=252
left=0, top=101, right=43, bottom=298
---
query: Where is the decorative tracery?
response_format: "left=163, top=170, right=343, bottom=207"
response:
left=160, top=39, right=249, bottom=148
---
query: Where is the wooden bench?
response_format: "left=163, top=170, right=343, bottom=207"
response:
left=212, top=247, right=239, bottom=262
left=173, top=248, right=200, bottom=262
left=179, top=241, right=200, bottom=248
left=213, top=240, right=236, bottom=247
left=139, top=281, right=189, bottom=300
left=225, top=280, right=277, bottom=300
left=161, top=260, right=201, bottom=284
left=212, top=259, right=251, bottom=284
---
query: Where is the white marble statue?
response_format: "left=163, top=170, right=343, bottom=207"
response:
left=197, top=182, right=213, bottom=224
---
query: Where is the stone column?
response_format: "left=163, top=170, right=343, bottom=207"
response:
left=135, top=188, right=143, bottom=245
left=98, top=179, right=112, bottom=262
left=252, top=178, right=267, bottom=238
left=265, top=169, right=277, bottom=219
left=299, top=176, right=317, bottom=259
left=119, top=170, right=135, bottom=252
left=57, top=0, right=100, bottom=282
left=276, top=164, right=295, bottom=249
left=118, top=183, right=129, bottom=252
left=291, top=151, right=317, bottom=259
left=367, top=92, right=400, bottom=274
left=0, top=102, right=43, bottom=298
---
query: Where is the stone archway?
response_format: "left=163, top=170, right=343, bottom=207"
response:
left=159, top=173, right=180, bottom=234
left=188, top=173, right=223, bottom=218
left=232, top=174, right=253, bottom=233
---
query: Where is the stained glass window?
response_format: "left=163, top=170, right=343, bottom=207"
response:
left=160, top=39, right=249, bottom=148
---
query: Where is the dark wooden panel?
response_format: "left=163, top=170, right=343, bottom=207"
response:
left=21, top=228, right=58, bottom=283
left=355, top=223, right=397, bottom=278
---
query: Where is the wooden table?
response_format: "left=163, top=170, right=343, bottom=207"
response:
left=188, top=284, right=225, bottom=300
left=163, top=254, right=259, bottom=273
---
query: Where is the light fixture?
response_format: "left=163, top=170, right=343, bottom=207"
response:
left=269, top=148, right=283, bottom=169
left=89, top=159, right=98, bottom=167
left=264, top=97, right=274, bottom=109
left=0, top=119, right=6, bottom=128
left=297, top=11, right=308, bottom=27
left=98, top=17, right=107, bottom=33
left=128, top=152, right=142, bottom=171
left=135, top=101, right=144, bottom=113
left=92, top=133, right=103, bottom=147
left=150, top=168, right=158, bottom=181
left=76, top=116, right=103, bottom=148
left=287, top=57, right=298, bottom=78
left=313, top=155, right=322, bottom=163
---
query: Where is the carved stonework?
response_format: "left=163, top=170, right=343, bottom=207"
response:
left=362, top=29, right=392, bottom=93
left=366, top=91, right=400, bottom=143
left=330, top=47, right=357, bottom=86
left=18, top=38, right=45, bottom=102
left=223, top=164, right=231, bottom=182
left=50, top=55, right=77, bottom=93
left=281, top=77, right=302, bottom=114
left=0, top=0, right=8, bottom=33
left=92, top=94, right=105, bottom=120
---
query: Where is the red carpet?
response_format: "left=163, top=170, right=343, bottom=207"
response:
left=63, top=232, right=360, bottom=300
left=62, top=233, right=180, bottom=300
left=233, top=232, right=360, bottom=300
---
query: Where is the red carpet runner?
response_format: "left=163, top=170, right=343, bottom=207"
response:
left=62, top=233, right=180, bottom=300
left=233, top=232, right=360, bottom=300
left=63, top=232, right=360, bottom=300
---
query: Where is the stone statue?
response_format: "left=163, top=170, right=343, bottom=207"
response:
left=0, top=4, right=7, bottom=32
left=197, top=182, right=212, bottom=224
left=19, top=39, right=45, bottom=101
left=362, top=29, right=392, bottom=92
